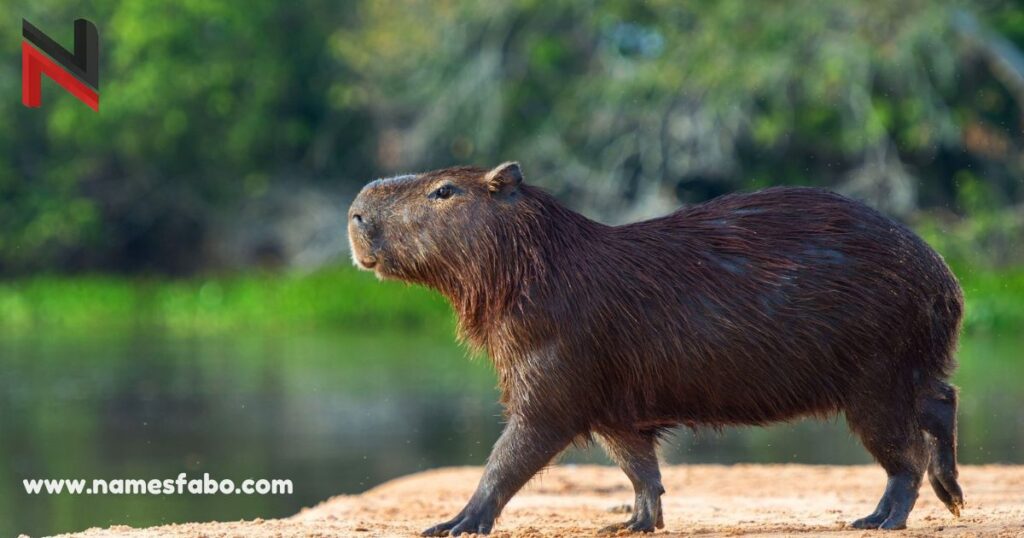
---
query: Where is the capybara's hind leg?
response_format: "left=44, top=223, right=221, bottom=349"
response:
left=847, top=400, right=929, bottom=530
left=596, top=429, right=665, bottom=534
left=919, top=380, right=964, bottom=516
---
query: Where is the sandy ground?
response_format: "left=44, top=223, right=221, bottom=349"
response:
left=49, top=464, right=1024, bottom=538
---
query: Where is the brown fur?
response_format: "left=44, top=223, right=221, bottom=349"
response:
left=348, top=162, right=965, bottom=535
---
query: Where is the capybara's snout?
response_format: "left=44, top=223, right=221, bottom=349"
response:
left=347, top=188, right=382, bottom=270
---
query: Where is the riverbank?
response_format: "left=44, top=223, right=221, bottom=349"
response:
left=50, top=464, right=1024, bottom=537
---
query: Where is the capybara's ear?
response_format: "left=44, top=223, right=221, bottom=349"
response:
left=484, top=161, right=523, bottom=194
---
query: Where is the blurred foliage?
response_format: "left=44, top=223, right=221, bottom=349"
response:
left=3, top=0, right=373, bottom=273
left=1, top=0, right=1023, bottom=273
left=335, top=0, right=1024, bottom=223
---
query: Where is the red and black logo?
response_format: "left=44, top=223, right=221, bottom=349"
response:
left=22, top=18, right=100, bottom=111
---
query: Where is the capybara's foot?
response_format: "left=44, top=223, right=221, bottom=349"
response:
left=850, top=499, right=915, bottom=530
left=596, top=431, right=665, bottom=534
left=928, top=470, right=964, bottom=517
left=850, top=509, right=886, bottom=530
left=422, top=508, right=495, bottom=536
left=598, top=518, right=656, bottom=534
left=850, top=471, right=920, bottom=530
left=599, top=501, right=663, bottom=534
left=851, top=511, right=907, bottom=530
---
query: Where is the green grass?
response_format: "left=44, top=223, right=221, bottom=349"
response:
left=0, top=262, right=1021, bottom=336
left=0, top=267, right=455, bottom=336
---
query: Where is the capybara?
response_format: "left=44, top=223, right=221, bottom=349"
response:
left=347, top=162, right=964, bottom=535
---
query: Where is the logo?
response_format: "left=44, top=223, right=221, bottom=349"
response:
left=22, top=18, right=100, bottom=111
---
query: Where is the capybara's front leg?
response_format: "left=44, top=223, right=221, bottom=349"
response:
left=597, top=430, right=665, bottom=533
left=422, top=415, right=573, bottom=536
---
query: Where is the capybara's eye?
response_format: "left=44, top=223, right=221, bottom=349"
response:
left=430, top=185, right=455, bottom=200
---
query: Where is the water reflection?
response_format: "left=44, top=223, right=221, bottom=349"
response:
left=1, top=330, right=1020, bottom=537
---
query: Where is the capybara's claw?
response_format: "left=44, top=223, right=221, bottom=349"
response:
left=422, top=517, right=457, bottom=536
left=421, top=521, right=451, bottom=536
left=849, top=519, right=879, bottom=530
left=422, top=513, right=494, bottom=536
left=599, top=518, right=656, bottom=534
left=850, top=510, right=886, bottom=529
left=950, top=499, right=964, bottom=518
left=851, top=506, right=908, bottom=530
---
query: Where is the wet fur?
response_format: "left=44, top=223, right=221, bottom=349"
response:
left=348, top=164, right=965, bottom=534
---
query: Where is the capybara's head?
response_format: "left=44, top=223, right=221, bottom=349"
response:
left=347, top=162, right=527, bottom=287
